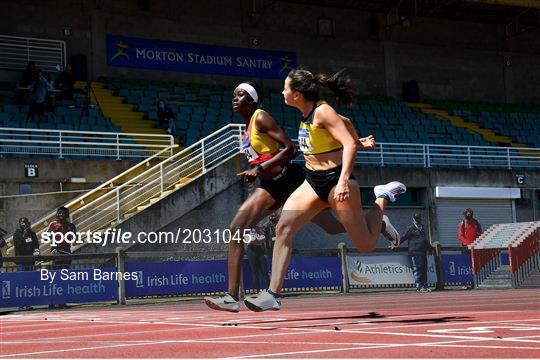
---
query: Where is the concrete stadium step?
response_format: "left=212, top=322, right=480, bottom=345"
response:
left=477, top=281, right=513, bottom=289
left=113, top=124, right=157, bottom=131
left=409, top=102, right=524, bottom=148
left=518, top=268, right=540, bottom=288
left=122, top=128, right=167, bottom=135
left=134, top=182, right=188, bottom=212
left=102, top=110, right=144, bottom=117
left=100, top=103, right=133, bottom=110
left=174, top=178, right=191, bottom=189
left=93, top=89, right=114, bottom=96
left=122, top=212, right=136, bottom=221
left=486, top=272, right=512, bottom=280
left=477, top=265, right=513, bottom=289
left=89, top=81, right=176, bottom=143
left=99, top=98, right=125, bottom=104
left=106, top=116, right=148, bottom=123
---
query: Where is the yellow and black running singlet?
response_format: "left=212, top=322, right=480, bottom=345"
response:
left=241, top=109, right=279, bottom=165
left=298, top=100, right=342, bottom=155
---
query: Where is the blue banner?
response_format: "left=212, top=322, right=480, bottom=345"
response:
left=441, top=253, right=509, bottom=284
left=280, top=256, right=342, bottom=289
left=243, top=256, right=341, bottom=290
left=501, top=253, right=509, bottom=266
left=107, top=35, right=297, bottom=79
left=0, top=268, right=118, bottom=308
left=125, top=260, right=228, bottom=297
left=441, top=254, right=472, bottom=283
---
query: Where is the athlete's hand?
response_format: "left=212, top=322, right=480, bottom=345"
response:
left=237, top=168, right=258, bottom=183
left=334, top=179, right=350, bottom=202
left=358, top=135, right=376, bottom=150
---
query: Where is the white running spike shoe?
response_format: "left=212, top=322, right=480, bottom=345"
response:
left=244, top=290, right=281, bottom=312
left=381, top=214, right=400, bottom=247
left=204, top=294, right=240, bottom=313
left=374, top=181, right=407, bottom=202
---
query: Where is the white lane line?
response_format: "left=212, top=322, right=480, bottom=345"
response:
left=340, top=317, right=540, bottom=332
left=224, top=334, right=540, bottom=359
left=1, top=323, right=129, bottom=335
left=0, top=329, right=313, bottom=358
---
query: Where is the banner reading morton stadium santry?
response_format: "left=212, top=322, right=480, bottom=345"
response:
left=107, top=34, right=296, bottom=79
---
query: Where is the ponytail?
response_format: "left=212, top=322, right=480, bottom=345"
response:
left=315, top=69, right=355, bottom=107
left=288, top=68, right=356, bottom=106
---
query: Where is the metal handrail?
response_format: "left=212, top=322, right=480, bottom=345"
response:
left=0, top=34, right=66, bottom=71
left=4, top=144, right=178, bottom=255
left=295, top=140, right=540, bottom=170
left=69, top=126, right=243, bottom=229
left=0, top=127, right=174, bottom=159
left=4, top=124, right=245, bottom=255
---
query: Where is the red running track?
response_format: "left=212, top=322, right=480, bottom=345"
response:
left=1, top=289, right=539, bottom=358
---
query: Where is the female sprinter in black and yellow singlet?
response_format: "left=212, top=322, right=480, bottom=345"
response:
left=244, top=70, right=407, bottom=312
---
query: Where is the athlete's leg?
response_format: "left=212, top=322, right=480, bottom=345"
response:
left=311, top=209, right=347, bottom=234
left=268, top=181, right=328, bottom=294
left=227, top=188, right=280, bottom=298
left=327, top=180, right=389, bottom=252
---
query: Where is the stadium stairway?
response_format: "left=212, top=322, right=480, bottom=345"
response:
left=476, top=265, right=513, bottom=289
left=4, top=125, right=242, bottom=257
left=4, top=146, right=180, bottom=257
left=478, top=264, right=540, bottom=289
left=471, top=221, right=540, bottom=289
left=90, top=82, right=169, bottom=137
left=518, top=268, right=540, bottom=288
left=71, top=126, right=244, bottom=255
left=409, top=103, right=527, bottom=148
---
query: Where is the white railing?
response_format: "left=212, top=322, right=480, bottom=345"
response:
left=0, top=35, right=66, bottom=72
left=69, top=124, right=243, bottom=233
left=294, top=142, right=539, bottom=170
left=2, top=126, right=537, bottom=168
left=4, top=145, right=178, bottom=255
left=0, top=127, right=174, bottom=159
left=5, top=124, right=245, bottom=255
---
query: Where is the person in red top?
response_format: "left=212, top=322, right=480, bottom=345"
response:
left=457, top=208, right=482, bottom=290
left=457, top=208, right=483, bottom=247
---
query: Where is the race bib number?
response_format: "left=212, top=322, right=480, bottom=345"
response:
left=242, top=134, right=260, bottom=162
left=298, top=128, right=313, bottom=152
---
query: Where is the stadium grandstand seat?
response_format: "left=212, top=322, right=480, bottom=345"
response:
left=0, top=84, right=129, bottom=158
left=102, top=77, right=504, bottom=148
left=431, top=100, right=540, bottom=148
left=0, top=87, right=119, bottom=133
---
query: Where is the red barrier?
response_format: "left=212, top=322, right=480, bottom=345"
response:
left=471, top=247, right=500, bottom=275
left=508, top=229, right=539, bottom=274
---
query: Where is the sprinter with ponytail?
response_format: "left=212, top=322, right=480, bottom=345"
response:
left=244, top=69, right=407, bottom=312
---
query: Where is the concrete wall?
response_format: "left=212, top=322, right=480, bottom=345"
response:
left=0, top=157, right=135, bottom=234
left=1, top=0, right=539, bottom=102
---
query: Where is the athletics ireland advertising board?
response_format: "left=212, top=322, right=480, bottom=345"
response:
left=346, top=254, right=437, bottom=286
